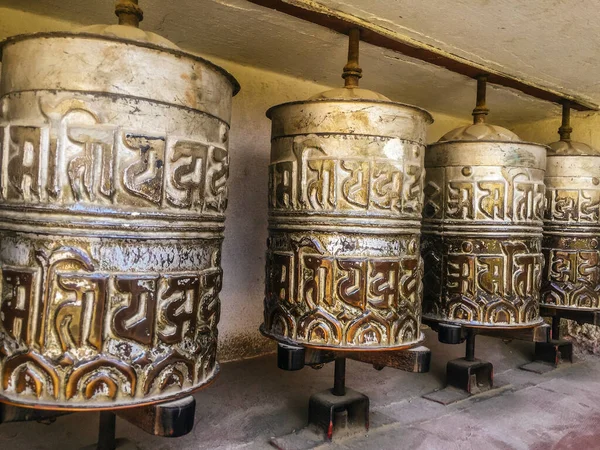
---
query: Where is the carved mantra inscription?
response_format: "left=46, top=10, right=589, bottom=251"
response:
left=0, top=247, right=221, bottom=404
left=0, top=98, right=229, bottom=213
left=269, top=135, right=423, bottom=215
left=545, top=188, right=600, bottom=222
left=422, top=237, right=543, bottom=325
left=265, top=133, right=425, bottom=348
left=424, top=168, right=545, bottom=222
left=264, top=235, right=422, bottom=348
left=541, top=236, right=600, bottom=309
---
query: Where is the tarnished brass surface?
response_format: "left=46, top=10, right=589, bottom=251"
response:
left=0, top=20, right=238, bottom=408
left=541, top=104, right=600, bottom=310
left=422, top=78, right=547, bottom=328
left=262, top=98, right=431, bottom=350
left=262, top=71, right=433, bottom=349
left=262, top=31, right=433, bottom=350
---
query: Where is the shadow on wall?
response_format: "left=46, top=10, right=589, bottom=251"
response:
left=216, top=63, right=335, bottom=362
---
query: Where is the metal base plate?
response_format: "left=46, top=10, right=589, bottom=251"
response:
left=81, top=439, right=139, bottom=450
left=423, top=382, right=511, bottom=406
left=308, top=387, right=369, bottom=441
left=446, top=358, right=493, bottom=393
left=520, top=340, right=574, bottom=373
left=270, top=410, right=395, bottom=450
left=423, top=358, right=495, bottom=405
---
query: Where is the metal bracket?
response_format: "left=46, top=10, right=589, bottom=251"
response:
left=1, top=396, right=196, bottom=450
left=540, top=305, right=600, bottom=327
left=347, top=346, right=431, bottom=373
left=276, top=342, right=431, bottom=373
left=423, top=318, right=550, bottom=344
left=446, top=358, right=493, bottom=394
left=533, top=340, right=573, bottom=366
left=274, top=343, right=429, bottom=444
left=520, top=312, right=576, bottom=373
left=308, top=387, right=369, bottom=441
left=423, top=328, right=499, bottom=405
left=116, top=395, right=196, bottom=438
left=0, top=403, right=69, bottom=425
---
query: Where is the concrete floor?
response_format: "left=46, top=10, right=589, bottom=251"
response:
left=2, top=329, right=600, bottom=450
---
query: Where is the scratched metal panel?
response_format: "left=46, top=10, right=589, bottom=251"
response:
left=262, top=97, right=432, bottom=350
left=0, top=32, right=236, bottom=410
left=422, top=124, right=547, bottom=328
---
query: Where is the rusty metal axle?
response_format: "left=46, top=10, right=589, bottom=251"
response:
left=115, top=0, right=143, bottom=27
left=342, top=28, right=362, bottom=88
left=472, top=74, right=489, bottom=123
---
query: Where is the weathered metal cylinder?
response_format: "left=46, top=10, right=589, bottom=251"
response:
left=0, top=27, right=239, bottom=409
left=422, top=124, right=547, bottom=328
left=541, top=140, right=600, bottom=310
left=261, top=88, right=433, bottom=350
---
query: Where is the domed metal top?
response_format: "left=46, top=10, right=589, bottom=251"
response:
left=548, top=139, right=600, bottom=156
left=439, top=122, right=520, bottom=142
left=309, top=87, right=391, bottom=101
left=78, top=0, right=176, bottom=49
left=78, top=24, right=178, bottom=50
left=547, top=102, right=600, bottom=156
left=309, top=30, right=390, bottom=102
left=0, top=0, right=240, bottom=96
left=435, top=75, right=534, bottom=144
left=266, top=28, right=432, bottom=124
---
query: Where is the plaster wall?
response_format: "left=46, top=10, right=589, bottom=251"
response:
left=0, top=7, right=469, bottom=361
left=511, top=111, right=600, bottom=148
left=0, top=0, right=563, bottom=124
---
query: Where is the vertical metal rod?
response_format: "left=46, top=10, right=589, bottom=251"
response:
left=472, top=74, right=489, bottom=124
left=115, top=0, right=144, bottom=28
left=465, top=329, right=476, bottom=362
left=332, top=357, right=346, bottom=396
left=342, top=28, right=362, bottom=88
left=97, top=411, right=117, bottom=450
left=559, top=101, right=573, bottom=141
left=551, top=316, right=561, bottom=341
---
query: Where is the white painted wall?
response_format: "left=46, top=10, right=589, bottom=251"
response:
left=0, top=7, right=471, bottom=361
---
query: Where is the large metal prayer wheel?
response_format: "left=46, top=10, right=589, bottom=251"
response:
left=422, top=78, right=547, bottom=328
left=0, top=4, right=239, bottom=410
left=261, top=36, right=433, bottom=350
left=541, top=105, right=600, bottom=311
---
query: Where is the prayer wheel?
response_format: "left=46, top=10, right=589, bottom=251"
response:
left=541, top=104, right=600, bottom=311
left=422, top=76, right=547, bottom=328
left=261, top=30, right=433, bottom=350
left=0, top=1, right=239, bottom=409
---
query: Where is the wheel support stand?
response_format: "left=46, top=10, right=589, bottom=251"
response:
left=423, top=320, right=550, bottom=405
left=520, top=305, right=594, bottom=374
left=0, top=396, right=196, bottom=450
left=270, top=342, right=431, bottom=449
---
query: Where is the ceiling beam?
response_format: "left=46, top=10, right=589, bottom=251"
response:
left=247, top=0, right=597, bottom=112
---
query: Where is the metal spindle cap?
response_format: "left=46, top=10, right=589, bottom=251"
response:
left=547, top=102, right=600, bottom=156
left=436, top=74, right=529, bottom=144
left=76, top=0, right=176, bottom=50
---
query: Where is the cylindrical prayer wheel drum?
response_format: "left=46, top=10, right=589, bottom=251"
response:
left=0, top=23, right=239, bottom=409
left=422, top=123, right=547, bottom=328
left=541, top=133, right=600, bottom=311
left=261, top=87, right=432, bottom=350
